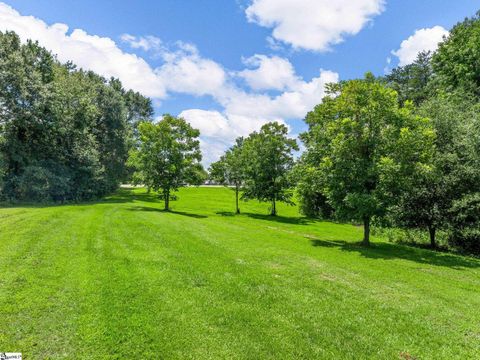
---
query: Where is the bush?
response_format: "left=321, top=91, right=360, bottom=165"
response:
left=13, top=163, right=71, bottom=203
left=448, top=193, right=480, bottom=254
left=372, top=226, right=448, bottom=247
left=298, top=190, right=334, bottom=219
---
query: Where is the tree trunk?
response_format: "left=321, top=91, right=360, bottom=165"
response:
left=164, top=189, right=170, bottom=211
left=235, top=185, right=240, bottom=214
left=271, top=196, right=277, bottom=216
left=428, top=225, right=436, bottom=249
left=362, top=216, right=370, bottom=246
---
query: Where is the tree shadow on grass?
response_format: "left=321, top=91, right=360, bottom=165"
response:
left=128, top=206, right=207, bottom=219
left=216, top=211, right=236, bottom=216
left=97, top=189, right=175, bottom=205
left=215, top=211, right=314, bottom=224
left=0, top=188, right=174, bottom=209
left=244, top=213, right=315, bottom=225
left=310, top=238, right=480, bottom=269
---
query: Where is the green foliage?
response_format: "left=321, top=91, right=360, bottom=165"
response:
left=290, top=163, right=334, bottom=219
left=241, top=122, right=298, bottom=216
left=449, top=193, right=480, bottom=254
left=301, top=74, right=435, bottom=245
left=432, top=11, right=480, bottom=96
left=384, top=51, right=433, bottom=106
left=133, top=115, right=202, bottom=210
left=392, top=94, right=480, bottom=248
left=0, top=31, right=152, bottom=202
left=383, top=11, right=480, bottom=252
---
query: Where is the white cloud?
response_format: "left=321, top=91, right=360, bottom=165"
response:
left=179, top=109, right=236, bottom=139
left=237, top=54, right=300, bottom=91
left=224, top=69, right=339, bottom=120
left=179, top=109, right=287, bottom=165
left=245, top=0, right=385, bottom=51
left=392, top=26, right=448, bottom=66
left=120, top=34, right=162, bottom=52
left=156, top=45, right=227, bottom=97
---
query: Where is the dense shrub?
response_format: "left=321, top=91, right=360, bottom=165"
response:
left=13, top=163, right=71, bottom=202
left=448, top=194, right=480, bottom=254
left=297, top=188, right=334, bottom=219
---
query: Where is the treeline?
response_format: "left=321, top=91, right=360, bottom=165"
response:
left=0, top=31, right=153, bottom=202
left=210, top=12, right=480, bottom=255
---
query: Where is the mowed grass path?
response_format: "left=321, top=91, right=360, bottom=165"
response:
left=0, top=187, right=479, bottom=359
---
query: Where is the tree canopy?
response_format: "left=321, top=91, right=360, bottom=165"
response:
left=300, top=75, right=435, bottom=245
left=241, top=122, right=298, bottom=216
left=132, top=115, right=203, bottom=210
left=432, top=11, right=480, bottom=96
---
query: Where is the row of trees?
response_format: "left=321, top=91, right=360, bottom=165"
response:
left=0, top=31, right=153, bottom=202
left=209, top=12, right=480, bottom=254
left=126, top=117, right=299, bottom=215
left=210, top=77, right=434, bottom=246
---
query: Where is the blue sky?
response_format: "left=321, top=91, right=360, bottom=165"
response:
left=0, top=1, right=478, bottom=163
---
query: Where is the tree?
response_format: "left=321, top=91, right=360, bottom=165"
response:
left=432, top=11, right=480, bottom=96
left=301, top=74, right=434, bottom=245
left=384, top=51, right=433, bottom=106
left=241, top=122, right=298, bottom=216
left=124, top=89, right=155, bottom=129
left=392, top=93, right=480, bottom=248
left=134, top=115, right=202, bottom=210
left=209, top=137, right=245, bottom=214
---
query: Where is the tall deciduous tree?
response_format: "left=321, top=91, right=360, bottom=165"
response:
left=392, top=94, right=480, bottom=248
left=209, top=137, right=245, bottom=214
left=301, top=75, right=434, bottom=245
left=134, top=115, right=203, bottom=210
left=241, top=122, right=298, bottom=216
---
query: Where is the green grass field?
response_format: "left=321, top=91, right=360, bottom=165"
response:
left=1, top=187, right=479, bottom=359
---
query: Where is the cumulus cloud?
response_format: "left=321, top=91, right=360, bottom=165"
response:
left=179, top=109, right=287, bottom=164
left=237, top=54, right=300, bottom=91
left=120, top=34, right=162, bottom=52
left=224, top=69, right=339, bottom=120
left=245, top=0, right=385, bottom=51
left=392, top=26, right=449, bottom=66
left=156, top=44, right=227, bottom=97
left=179, top=109, right=236, bottom=139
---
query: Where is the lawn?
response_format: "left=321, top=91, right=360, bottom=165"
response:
left=0, top=187, right=479, bottom=359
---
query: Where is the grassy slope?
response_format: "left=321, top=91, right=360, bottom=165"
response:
left=0, top=187, right=479, bottom=359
